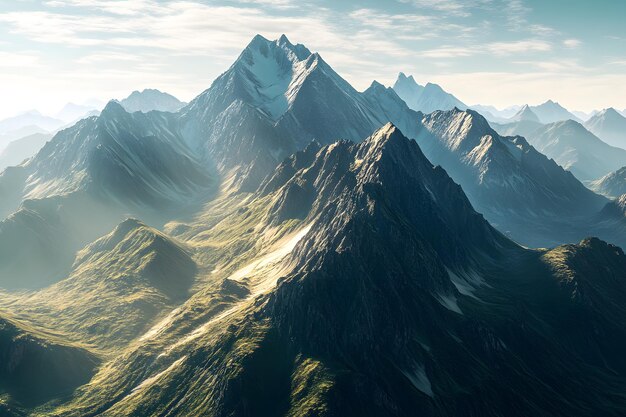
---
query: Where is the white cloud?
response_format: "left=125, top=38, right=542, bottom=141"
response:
left=400, top=0, right=493, bottom=18
left=503, top=0, right=530, bottom=29
left=513, top=59, right=586, bottom=73
left=0, top=3, right=340, bottom=56
left=563, top=39, right=581, bottom=48
left=235, top=0, right=296, bottom=9
left=417, top=39, right=551, bottom=59
left=420, top=46, right=477, bottom=58
left=486, top=40, right=551, bottom=55
left=43, top=0, right=159, bottom=15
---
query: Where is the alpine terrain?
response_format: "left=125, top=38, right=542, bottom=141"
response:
left=1, top=34, right=626, bottom=417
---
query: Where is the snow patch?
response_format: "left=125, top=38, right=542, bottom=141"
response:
left=127, top=355, right=187, bottom=398
left=436, top=292, right=463, bottom=314
left=402, top=364, right=433, bottom=397
left=139, top=307, right=183, bottom=341
left=446, top=268, right=488, bottom=301
left=162, top=223, right=313, bottom=354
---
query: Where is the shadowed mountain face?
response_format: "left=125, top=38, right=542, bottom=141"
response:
left=0, top=102, right=213, bottom=289
left=44, top=125, right=626, bottom=417
left=414, top=108, right=612, bottom=247
left=26, top=101, right=212, bottom=208
left=0, top=315, right=98, bottom=407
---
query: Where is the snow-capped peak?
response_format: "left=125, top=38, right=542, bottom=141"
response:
left=223, top=35, right=323, bottom=120
left=510, top=104, right=540, bottom=122
left=597, top=108, right=622, bottom=118
left=393, top=73, right=466, bottom=114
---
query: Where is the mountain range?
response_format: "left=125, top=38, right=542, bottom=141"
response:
left=571, top=109, right=598, bottom=122
left=2, top=34, right=626, bottom=416
left=11, top=123, right=626, bottom=417
left=0, top=111, right=64, bottom=137
left=470, top=104, right=521, bottom=122
left=0, top=90, right=185, bottom=169
left=492, top=112, right=626, bottom=183
left=0, top=34, right=623, bottom=286
left=492, top=107, right=544, bottom=138
left=522, top=120, right=626, bottom=181
left=479, top=101, right=586, bottom=126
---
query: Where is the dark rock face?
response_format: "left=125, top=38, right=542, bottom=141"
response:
left=0, top=318, right=98, bottom=407
left=32, top=124, right=626, bottom=417
left=224, top=126, right=626, bottom=417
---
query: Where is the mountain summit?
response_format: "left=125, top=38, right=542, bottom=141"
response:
left=530, top=100, right=581, bottom=124
left=393, top=73, right=466, bottom=113
left=415, top=108, right=608, bottom=246
left=120, top=89, right=186, bottom=113
left=584, top=107, right=626, bottom=149
left=510, top=104, right=540, bottom=123
left=524, top=120, right=626, bottom=181
left=590, top=166, right=626, bottom=198
left=179, top=34, right=417, bottom=189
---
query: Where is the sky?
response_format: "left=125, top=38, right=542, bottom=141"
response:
left=0, top=0, right=625, bottom=118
